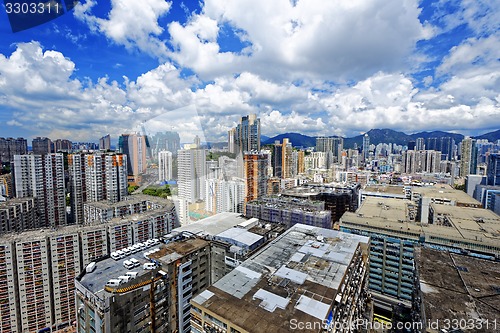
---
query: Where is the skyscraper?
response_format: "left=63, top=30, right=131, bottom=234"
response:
left=487, top=153, right=500, bottom=186
left=234, top=114, right=261, bottom=153
left=119, top=133, right=147, bottom=182
left=244, top=152, right=267, bottom=209
left=68, top=153, right=128, bottom=224
left=460, top=137, right=478, bottom=177
left=13, top=154, right=66, bottom=228
left=362, top=133, right=370, bottom=162
left=178, top=149, right=206, bottom=203
left=158, top=150, right=173, bottom=181
left=316, top=136, right=343, bottom=164
left=227, top=128, right=236, bottom=153
left=99, top=134, right=111, bottom=150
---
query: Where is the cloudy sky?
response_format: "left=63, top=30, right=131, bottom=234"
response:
left=0, top=0, right=499, bottom=144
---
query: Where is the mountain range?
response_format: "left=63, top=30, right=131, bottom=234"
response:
left=261, top=128, right=500, bottom=148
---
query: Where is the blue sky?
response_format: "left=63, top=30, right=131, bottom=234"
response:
left=0, top=0, right=499, bottom=144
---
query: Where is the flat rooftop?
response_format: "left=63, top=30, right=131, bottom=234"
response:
left=415, top=247, right=500, bottom=331
left=172, top=212, right=250, bottom=237
left=84, top=194, right=172, bottom=210
left=78, top=243, right=164, bottom=298
left=413, top=184, right=481, bottom=205
left=192, top=224, right=369, bottom=333
left=340, top=197, right=500, bottom=253
left=150, top=238, right=209, bottom=264
left=362, top=185, right=408, bottom=196
left=214, top=228, right=263, bottom=247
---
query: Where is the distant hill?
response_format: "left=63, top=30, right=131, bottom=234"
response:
left=474, top=129, right=500, bottom=142
left=262, top=133, right=316, bottom=147
left=261, top=128, right=491, bottom=149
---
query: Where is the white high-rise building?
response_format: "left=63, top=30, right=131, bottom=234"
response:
left=13, top=153, right=66, bottom=228
left=158, top=150, right=173, bottom=181
left=205, top=178, right=245, bottom=214
left=68, top=153, right=128, bottom=224
left=178, top=149, right=206, bottom=203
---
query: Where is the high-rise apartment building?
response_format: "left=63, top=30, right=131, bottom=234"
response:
left=12, top=154, right=66, bottom=228
left=205, top=178, right=245, bottom=214
left=53, top=139, right=72, bottom=152
left=99, top=134, right=111, bottom=151
left=0, top=197, right=37, bottom=234
left=316, top=136, right=343, bottom=163
left=158, top=150, right=173, bottom=181
left=75, top=236, right=212, bottom=333
left=244, top=152, right=267, bottom=207
left=402, top=150, right=441, bottom=174
left=363, top=133, right=370, bottom=162
left=227, top=127, right=236, bottom=153
left=0, top=137, right=27, bottom=163
left=297, top=150, right=305, bottom=174
left=178, top=149, right=206, bottom=203
left=487, top=153, right=500, bottom=186
left=31, top=137, right=52, bottom=155
left=68, top=153, right=128, bottom=224
left=415, top=137, right=425, bottom=150
left=460, top=137, right=478, bottom=177
left=0, top=241, right=17, bottom=332
left=119, top=133, right=147, bottom=182
left=233, top=114, right=260, bottom=153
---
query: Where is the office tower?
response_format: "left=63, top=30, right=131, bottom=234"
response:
left=416, top=137, right=425, bottom=150
left=487, top=153, right=500, bottom=186
left=244, top=153, right=267, bottom=207
left=440, top=137, right=454, bottom=161
left=158, top=150, right=173, bottom=181
left=234, top=114, right=260, bottom=153
left=271, top=138, right=292, bottom=178
left=178, top=149, right=206, bottom=203
left=75, top=236, right=212, bottom=333
left=0, top=198, right=36, bottom=234
left=205, top=178, right=245, bottom=214
left=191, top=224, right=369, bottom=333
left=271, top=140, right=283, bottom=177
left=99, top=134, right=111, bottom=150
left=460, top=137, right=478, bottom=177
left=227, top=127, right=236, bottom=153
left=0, top=137, right=27, bottom=163
left=13, top=154, right=66, bottom=228
left=68, top=153, right=128, bottom=224
left=119, top=133, right=147, bottom=182
left=31, top=136, right=52, bottom=155
left=363, top=133, right=370, bottom=162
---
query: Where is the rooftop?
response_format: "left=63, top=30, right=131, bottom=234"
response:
left=172, top=212, right=250, bottom=237
left=150, top=238, right=209, bottom=264
left=413, top=184, right=481, bottom=205
left=192, top=224, right=369, bottom=333
left=214, top=227, right=263, bottom=247
left=84, top=194, right=172, bottom=210
left=415, top=247, right=500, bottom=330
left=79, top=243, right=164, bottom=298
left=362, top=185, right=408, bottom=196
left=340, top=197, right=500, bottom=253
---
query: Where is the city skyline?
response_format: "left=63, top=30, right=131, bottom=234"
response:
left=0, top=0, right=498, bottom=143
